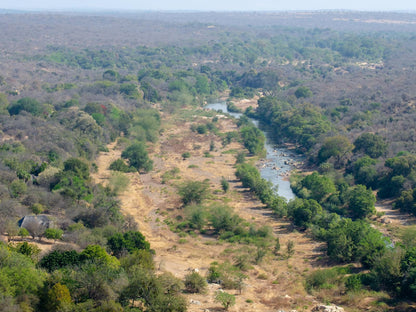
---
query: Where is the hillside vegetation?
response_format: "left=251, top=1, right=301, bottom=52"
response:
left=1, top=11, right=416, bottom=312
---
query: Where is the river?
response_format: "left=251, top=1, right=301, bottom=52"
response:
left=205, top=102, right=299, bottom=201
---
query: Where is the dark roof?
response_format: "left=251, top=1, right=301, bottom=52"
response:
left=18, top=215, right=53, bottom=228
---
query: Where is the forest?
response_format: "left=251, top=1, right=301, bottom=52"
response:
left=1, top=10, right=416, bottom=312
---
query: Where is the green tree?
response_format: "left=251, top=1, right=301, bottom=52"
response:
left=294, top=86, right=312, bottom=98
left=30, top=203, right=45, bottom=215
left=300, top=172, right=336, bottom=202
left=240, top=126, right=265, bottom=156
left=80, top=245, right=120, bottom=268
left=288, top=198, right=323, bottom=229
left=352, top=156, right=378, bottom=188
left=348, top=184, right=376, bottom=219
left=184, top=271, right=207, bottom=294
left=107, top=231, right=150, bottom=258
left=215, top=291, right=236, bottom=310
left=121, top=142, right=153, bottom=173
left=109, top=159, right=132, bottom=173
left=354, top=133, right=387, bottom=158
left=39, top=250, right=82, bottom=272
left=318, top=135, right=353, bottom=167
left=45, top=283, right=72, bottom=312
left=178, top=180, right=209, bottom=206
left=9, top=179, right=27, bottom=198
left=8, top=97, right=43, bottom=116
left=44, top=228, right=64, bottom=242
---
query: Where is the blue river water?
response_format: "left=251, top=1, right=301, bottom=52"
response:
left=205, top=102, right=298, bottom=201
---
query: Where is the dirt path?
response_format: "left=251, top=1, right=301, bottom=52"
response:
left=374, top=198, right=414, bottom=226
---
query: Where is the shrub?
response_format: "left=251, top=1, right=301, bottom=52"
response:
left=109, top=159, right=132, bottom=173
left=305, top=268, right=340, bottom=293
left=121, top=142, right=153, bottom=173
left=184, top=272, right=207, bottom=293
left=178, top=180, right=209, bottom=206
left=221, top=177, right=229, bottom=193
left=215, top=291, right=236, bottom=310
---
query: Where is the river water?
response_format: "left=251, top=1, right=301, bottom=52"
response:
left=205, top=102, right=298, bottom=201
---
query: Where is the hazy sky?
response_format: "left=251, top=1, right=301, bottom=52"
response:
left=1, top=0, right=416, bottom=11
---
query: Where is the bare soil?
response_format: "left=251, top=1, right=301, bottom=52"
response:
left=91, top=100, right=413, bottom=312
left=91, top=104, right=330, bottom=312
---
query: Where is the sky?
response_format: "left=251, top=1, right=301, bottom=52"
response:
left=1, top=0, right=416, bottom=12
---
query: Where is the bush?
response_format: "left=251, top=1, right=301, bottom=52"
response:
left=305, top=268, right=340, bottom=293
left=184, top=272, right=207, bottom=293
left=44, top=228, right=64, bottom=241
left=215, top=291, right=236, bottom=310
left=109, top=159, right=132, bottom=173
left=178, top=180, right=209, bottom=206
left=345, top=274, right=362, bottom=292
left=221, top=177, right=229, bottom=193
left=121, top=142, right=153, bottom=173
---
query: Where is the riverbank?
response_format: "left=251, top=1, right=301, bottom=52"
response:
left=207, top=98, right=305, bottom=201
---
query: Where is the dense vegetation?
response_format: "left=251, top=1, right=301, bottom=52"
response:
left=1, top=10, right=416, bottom=311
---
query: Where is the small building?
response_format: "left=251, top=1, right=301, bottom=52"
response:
left=18, top=215, right=53, bottom=229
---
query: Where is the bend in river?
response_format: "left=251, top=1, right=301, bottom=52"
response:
left=206, top=102, right=299, bottom=201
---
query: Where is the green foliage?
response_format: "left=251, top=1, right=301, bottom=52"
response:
left=395, top=188, right=416, bottom=216
left=305, top=268, right=341, bottom=293
left=80, top=245, right=120, bottom=268
left=286, top=240, right=295, bottom=258
left=354, top=133, right=387, bottom=158
left=0, top=92, right=9, bottom=115
left=8, top=97, right=44, bottom=116
left=318, top=136, right=353, bottom=167
left=18, top=227, right=29, bottom=238
left=43, top=282, right=72, bottom=312
left=274, top=237, right=281, bottom=255
left=185, top=204, right=208, bottom=231
left=9, top=179, right=27, bottom=198
left=345, top=274, right=363, bottom=292
left=348, top=184, right=376, bottom=219
left=30, top=203, right=45, bottom=215
left=240, top=125, right=265, bottom=156
left=10, top=241, right=41, bottom=260
left=44, top=228, right=64, bottom=241
left=256, top=102, right=331, bottom=151
left=107, top=231, right=150, bottom=257
left=323, top=218, right=386, bottom=267
left=63, top=158, right=90, bottom=180
left=140, top=81, right=161, bottom=103
left=352, top=156, right=379, bottom=188
left=235, top=151, right=246, bottom=164
left=119, top=83, right=140, bottom=99
left=121, top=142, right=153, bottom=173
left=297, top=172, right=336, bottom=202
left=207, top=261, right=247, bottom=290
left=288, top=198, right=323, bottom=229
left=215, top=291, right=236, bottom=310
left=109, top=159, right=133, bottom=173
left=294, top=86, right=312, bottom=98
left=0, top=244, right=46, bottom=300
left=39, top=250, right=82, bottom=272
left=130, top=109, right=161, bottom=143
left=221, top=177, right=230, bottom=193
left=184, top=271, right=207, bottom=293
left=181, top=151, right=191, bottom=159
left=209, top=204, right=241, bottom=234
left=178, top=180, right=209, bottom=206
left=53, top=159, right=92, bottom=202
